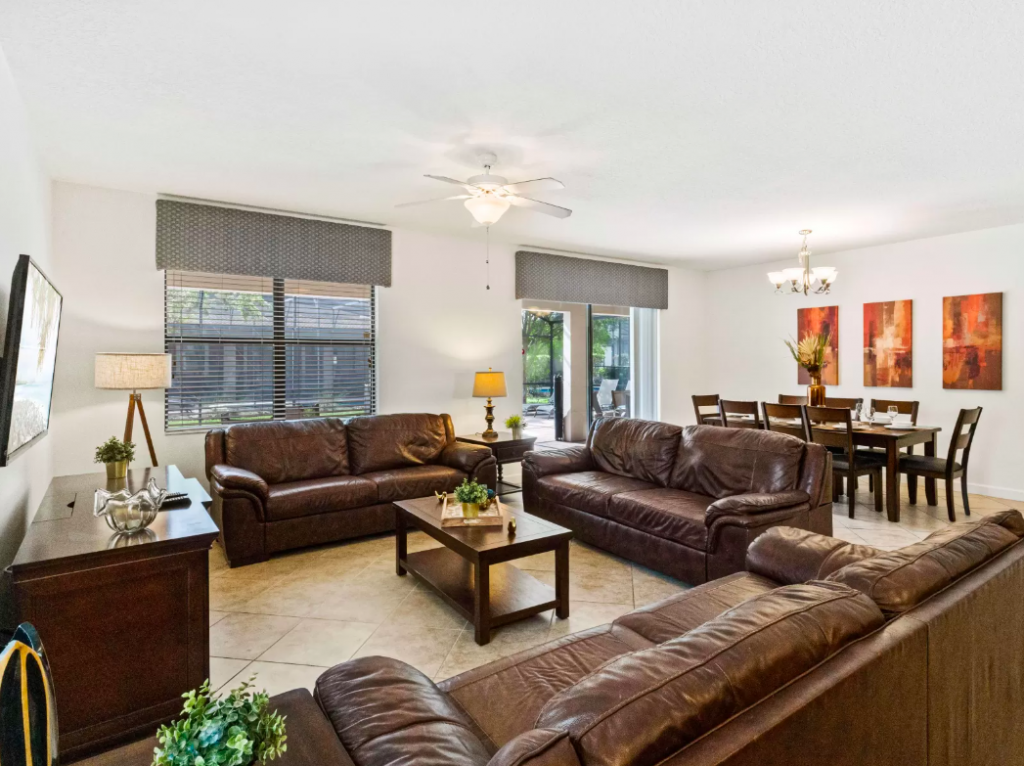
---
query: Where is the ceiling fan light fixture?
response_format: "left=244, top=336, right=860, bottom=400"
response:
left=464, top=194, right=510, bottom=226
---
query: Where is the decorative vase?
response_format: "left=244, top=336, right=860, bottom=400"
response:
left=105, top=460, right=128, bottom=480
left=806, top=368, right=826, bottom=406
left=94, top=477, right=168, bottom=533
left=461, top=502, right=480, bottom=519
left=510, top=426, right=523, bottom=439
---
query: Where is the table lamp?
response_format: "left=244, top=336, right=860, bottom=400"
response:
left=95, top=352, right=172, bottom=466
left=472, top=368, right=507, bottom=440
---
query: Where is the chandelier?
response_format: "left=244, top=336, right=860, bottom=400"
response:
left=768, top=229, right=837, bottom=295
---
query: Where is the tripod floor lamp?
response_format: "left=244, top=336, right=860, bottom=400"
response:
left=94, top=352, right=172, bottom=466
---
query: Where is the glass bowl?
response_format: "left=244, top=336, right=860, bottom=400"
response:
left=94, top=477, right=168, bottom=534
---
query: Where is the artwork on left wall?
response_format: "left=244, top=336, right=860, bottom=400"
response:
left=797, top=306, right=839, bottom=385
left=863, top=300, right=913, bottom=387
left=943, top=292, right=1003, bottom=390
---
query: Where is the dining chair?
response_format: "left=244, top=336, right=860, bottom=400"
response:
left=899, top=407, right=982, bottom=522
left=692, top=394, right=721, bottom=425
left=863, top=399, right=921, bottom=495
left=805, top=405, right=885, bottom=517
left=778, top=394, right=807, bottom=405
left=718, top=399, right=761, bottom=429
left=762, top=402, right=811, bottom=441
left=824, top=396, right=864, bottom=410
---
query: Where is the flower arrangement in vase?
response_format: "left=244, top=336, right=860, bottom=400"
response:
left=784, top=333, right=831, bottom=406
left=454, top=479, right=491, bottom=518
left=504, top=415, right=523, bottom=439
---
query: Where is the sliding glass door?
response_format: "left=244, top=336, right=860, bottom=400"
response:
left=588, top=306, right=632, bottom=424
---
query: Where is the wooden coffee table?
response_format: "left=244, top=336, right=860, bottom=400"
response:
left=394, top=497, right=572, bottom=645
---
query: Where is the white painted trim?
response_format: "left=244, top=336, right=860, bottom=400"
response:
left=966, top=483, right=1024, bottom=503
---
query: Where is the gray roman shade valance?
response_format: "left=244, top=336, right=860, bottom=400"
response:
left=515, top=250, right=668, bottom=309
left=156, top=200, right=392, bottom=286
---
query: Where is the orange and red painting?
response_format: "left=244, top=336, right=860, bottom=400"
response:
left=943, top=292, right=1002, bottom=390
left=797, top=306, right=839, bottom=385
left=863, top=300, right=913, bottom=387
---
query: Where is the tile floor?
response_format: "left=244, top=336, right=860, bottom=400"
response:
left=207, top=479, right=1019, bottom=698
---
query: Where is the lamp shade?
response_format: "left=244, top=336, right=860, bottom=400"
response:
left=464, top=195, right=510, bottom=226
left=472, top=369, right=507, bottom=398
left=95, top=353, right=172, bottom=390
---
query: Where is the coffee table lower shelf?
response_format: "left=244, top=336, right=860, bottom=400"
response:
left=400, top=546, right=559, bottom=645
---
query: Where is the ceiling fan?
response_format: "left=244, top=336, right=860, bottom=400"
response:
left=397, top=153, right=572, bottom=226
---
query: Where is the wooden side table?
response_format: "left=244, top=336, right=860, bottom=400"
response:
left=456, top=431, right=538, bottom=495
left=6, top=466, right=218, bottom=761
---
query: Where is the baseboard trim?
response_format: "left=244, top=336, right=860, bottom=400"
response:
left=966, top=482, right=1024, bottom=503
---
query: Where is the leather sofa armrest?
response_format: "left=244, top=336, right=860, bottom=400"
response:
left=522, top=446, right=594, bottom=478
left=489, top=730, right=581, bottom=766
left=746, top=526, right=883, bottom=584
left=442, top=442, right=494, bottom=474
left=705, top=490, right=810, bottom=526
left=211, top=464, right=269, bottom=503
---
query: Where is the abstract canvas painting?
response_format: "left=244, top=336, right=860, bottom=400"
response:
left=797, top=306, right=839, bottom=385
left=943, top=292, right=1002, bottom=390
left=863, top=300, right=913, bottom=387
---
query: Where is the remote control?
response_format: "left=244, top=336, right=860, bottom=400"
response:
left=161, top=492, right=192, bottom=508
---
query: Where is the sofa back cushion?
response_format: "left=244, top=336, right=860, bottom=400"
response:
left=588, top=418, right=682, bottom=486
left=225, top=419, right=348, bottom=484
left=746, top=526, right=883, bottom=584
left=669, top=425, right=805, bottom=498
left=535, top=582, right=884, bottom=766
left=827, top=510, right=1024, bottom=617
left=347, top=413, right=450, bottom=475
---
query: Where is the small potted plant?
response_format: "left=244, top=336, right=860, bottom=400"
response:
left=784, top=333, right=831, bottom=406
left=454, top=478, right=490, bottom=518
left=505, top=414, right=524, bottom=439
left=94, top=436, right=136, bottom=480
left=153, top=676, right=286, bottom=766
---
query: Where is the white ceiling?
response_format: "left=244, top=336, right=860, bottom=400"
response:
left=3, top=1, right=1024, bottom=270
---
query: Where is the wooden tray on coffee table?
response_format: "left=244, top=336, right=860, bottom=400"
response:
left=394, top=496, right=572, bottom=645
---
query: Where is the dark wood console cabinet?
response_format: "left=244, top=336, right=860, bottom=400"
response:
left=6, top=466, right=218, bottom=762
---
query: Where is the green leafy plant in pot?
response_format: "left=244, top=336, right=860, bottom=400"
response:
left=153, top=676, right=286, bottom=766
left=504, top=414, right=523, bottom=439
left=454, top=478, right=490, bottom=518
left=94, top=436, right=136, bottom=480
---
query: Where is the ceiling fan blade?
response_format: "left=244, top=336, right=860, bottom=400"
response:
left=395, top=195, right=470, bottom=208
left=502, top=177, right=565, bottom=194
left=424, top=174, right=481, bottom=192
left=508, top=195, right=573, bottom=219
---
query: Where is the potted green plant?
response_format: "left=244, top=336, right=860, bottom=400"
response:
left=94, top=436, right=137, bottom=480
left=784, top=333, right=831, bottom=406
left=454, top=478, right=490, bottom=518
left=505, top=414, right=524, bottom=439
left=153, top=677, right=287, bottom=766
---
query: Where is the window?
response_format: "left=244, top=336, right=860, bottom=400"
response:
left=164, top=271, right=375, bottom=430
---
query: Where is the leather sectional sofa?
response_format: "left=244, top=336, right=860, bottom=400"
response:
left=304, top=509, right=1024, bottom=766
left=523, top=418, right=833, bottom=583
left=205, top=413, right=497, bottom=566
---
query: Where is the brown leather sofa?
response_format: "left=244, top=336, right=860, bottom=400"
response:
left=205, top=413, right=497, bottom=567
left=306, top=509, right=1024, bottom=766
left=523, top=419, right=833, bottom=583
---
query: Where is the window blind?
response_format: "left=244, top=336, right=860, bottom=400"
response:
left=515, top=250, right=668, bottom=310
left=164, top=270, right=375, bottom=431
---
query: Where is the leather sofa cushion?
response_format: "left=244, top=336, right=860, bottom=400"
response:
left=536, top=582, right=885, bottom=766
left=827, top=511, right=1024, bottom=617
left=362, top=465, right=467, bottom=503
left=225, top=419, right=349, bottom=484
left=266, top=476, right=378, bottom=521
left=613, top=571, right=779, bottom=643
left=670, top=425, right=805, bottom=499
left=607, top=489, right=711, bottom=550
left=535, top=472, right=658, bottom=518
left=315, top=656, right=491, bottom=766
left=347, top=413, right=448, bottom=475
left=488, top=730, right=581, bottom=766
left=440, top=624, right=653, bottom=749
left=747, top=526, right=883, bottom=584
left=589, top=418, right=682, bottom=486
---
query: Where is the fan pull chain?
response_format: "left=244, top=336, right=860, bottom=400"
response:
left=485, top=225, right=491, bottom=291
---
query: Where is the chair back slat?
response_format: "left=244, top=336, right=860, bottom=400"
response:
left=0, top=624, right=58, bottom=766
left=824, top=397, right=864, bottom=410
left=778, top=394, right=806, bottom=405
left=692, top=394, right=720, bottom=424
left=762, top=402, right=811, bottom=441
left=719, top=399, right=761, bottom=429
left=947, top=407, right=983, bottom=466
left=805, top=405, right=855, bottom=454
left=870, top=399, right=920, bottom=424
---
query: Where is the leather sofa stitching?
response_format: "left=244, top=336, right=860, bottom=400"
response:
left=573, top=590, right=866, bottom=741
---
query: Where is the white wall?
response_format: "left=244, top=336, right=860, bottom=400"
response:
left=49, top=184, right=528, bottom=484
left=703, top=226, right=1024, bottom=500
left=659, top=266, right=709, bottom=427
left=0, top=46, right=52, bottom=569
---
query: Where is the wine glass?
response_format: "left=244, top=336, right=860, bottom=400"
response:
left=863, top=403, right=874, bottom=423
left=887, top=405, right=900, bottom=425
